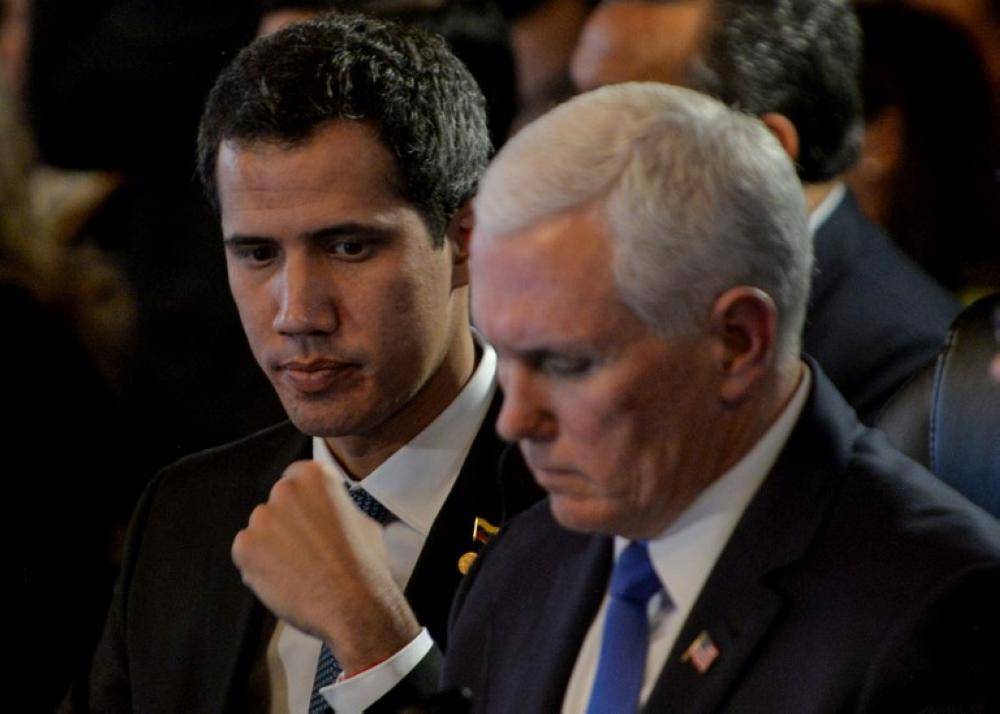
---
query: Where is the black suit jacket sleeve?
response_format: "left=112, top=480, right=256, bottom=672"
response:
left=65, top=468, right=166, bottom=713
left=64, top=422, right=309, bottom=714
left=857, top=562, right=1000, bottom=712
left=365, top=647, right=449, bottom=714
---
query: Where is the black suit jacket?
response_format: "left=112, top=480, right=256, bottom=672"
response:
left=804, top=191, right=960, bottom=421
left=437, top=366, right=1000, bottom=712
left=75, top=396, right=541, bottom=713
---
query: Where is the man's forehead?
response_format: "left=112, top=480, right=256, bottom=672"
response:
left=216, top=122, right=406, bottom=209
left=572, top=0, right=713, bottom=91
left=222, top=120, right=383, bottom=162
left=473, top=207, right=612, bottom=283
left=471, top=207, right=625, bottom=343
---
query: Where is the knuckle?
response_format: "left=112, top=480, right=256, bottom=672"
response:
left=269, top=478, right=296, bottom=504
left=247, top=503, right=270, bottom=528
left=231, top=530, right=249, bottom=566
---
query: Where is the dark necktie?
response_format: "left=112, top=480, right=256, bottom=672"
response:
left=586, top=540, right=663, bottom=714
left=308, top=486, right=398, bottom=714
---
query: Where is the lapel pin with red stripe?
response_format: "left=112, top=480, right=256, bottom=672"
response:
left=457, top=516, right=500, bottom=574
left=681, top=631, right=720, bottom=674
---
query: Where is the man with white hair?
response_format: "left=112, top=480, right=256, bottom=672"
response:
left=350, top=82, right=999, bottom=712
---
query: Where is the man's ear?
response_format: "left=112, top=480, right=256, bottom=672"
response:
left=445, top=201, right=474, bottom=289
left=760, top=112, right=800, bottom=164
left=707, top=286, right=778, bottom=404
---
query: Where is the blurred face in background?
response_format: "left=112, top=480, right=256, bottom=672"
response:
left=0, top=0, right=29, bottom=98
left=570, top=0, right=710, bottom=92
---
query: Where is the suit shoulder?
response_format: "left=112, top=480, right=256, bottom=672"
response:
left=153, top=421, right=306, bottom=493
left=838, top=427, right=1000, bottom=570
left=815, top=198, right=959, bottom=325
left=128, top=421, right=307, bottom=546
left=164, top=420, right=305, bottom=472
left=807, top=199, right=960, bottom=418
left=858, top=560, right=1000, bottom=710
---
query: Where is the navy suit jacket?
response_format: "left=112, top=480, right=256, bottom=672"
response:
left=73, top=396, right=542, bottom=713
left=436, top=366, right=1000, bottom=712
left=804, top=191, right=960, bottom=421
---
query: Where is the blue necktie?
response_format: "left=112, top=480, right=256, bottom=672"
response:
left=308, top=486, right=398, bottom=714
left=586, top=540, right=663, bottom=714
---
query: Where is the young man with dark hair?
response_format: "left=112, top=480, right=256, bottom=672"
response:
left=73, top=15, right=539, bottom=713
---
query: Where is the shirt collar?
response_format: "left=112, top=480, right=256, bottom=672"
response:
left=808, top=181, right=846, bottom=236
left=616, top=364, right=812, bottom=620
left=312, top=334, right=497, bottom=536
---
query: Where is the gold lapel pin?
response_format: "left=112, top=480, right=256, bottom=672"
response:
left=457, top=551, right=478, bottom=574
left=457, top=517, right=501, bottom=574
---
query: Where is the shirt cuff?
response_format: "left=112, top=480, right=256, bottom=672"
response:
left=321, top=628, right=434, bottom=714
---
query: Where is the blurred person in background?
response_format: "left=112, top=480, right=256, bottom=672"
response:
left=25, top=1, right=307, bottom=480
left=497, top=0, right=592, bottom=128
left=257, top=0, right=519, bottom=149
left=1, top=49, right=134, bottom=712
left=903, top=0, right=1000, bottom=123
left=848, top=2, right=1000, bottom=296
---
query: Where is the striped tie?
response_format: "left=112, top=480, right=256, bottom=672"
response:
left=307, top=486, right=398, bottom=714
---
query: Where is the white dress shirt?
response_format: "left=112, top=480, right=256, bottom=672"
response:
left=266, top=339, right=497, bottom=714
left=561, top=366, right=811, bottom=712
left=808, top=181, right=846, bottom=236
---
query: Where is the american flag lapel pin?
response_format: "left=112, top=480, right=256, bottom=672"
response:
left=681, top=631, right=720, bottom=674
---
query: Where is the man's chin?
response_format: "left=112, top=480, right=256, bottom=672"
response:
left=547, top=494, right=653, bottom=539
left=282, top=402, right=371, bottom=439
left=547, top=494, right=613, bottom=535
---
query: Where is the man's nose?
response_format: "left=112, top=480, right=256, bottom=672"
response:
left=496, top=362, right=556, bottom=443
left=272, top=255, right=338, bottom=335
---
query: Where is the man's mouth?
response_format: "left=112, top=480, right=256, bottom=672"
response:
left=277, top=359, right=360, bottom=394
left=526, top=459, right=580, bottom=491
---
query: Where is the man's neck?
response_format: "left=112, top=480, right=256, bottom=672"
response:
left=802, top=178, right=840, bottom=213
left=325, top=327, right=477, bottom=480
left=708, top=361, right=803, bottom=487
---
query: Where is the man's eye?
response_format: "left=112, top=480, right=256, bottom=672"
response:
left=250, top=246, right=276, bottom=262
left=230, top=244, right=277, bottom=264
left=542, top=356, right=594, bottom=378
left=329, top=240, right=371, bottom=259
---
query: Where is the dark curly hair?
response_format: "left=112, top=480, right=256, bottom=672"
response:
left=197, top=13, right=491, bottom=242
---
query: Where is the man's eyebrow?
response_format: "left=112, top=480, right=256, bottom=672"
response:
left=222, top=223, right=395, bottom=245
left=305, top=223, right=395, bottom=242
left=502, top=345, right=590, bottom=363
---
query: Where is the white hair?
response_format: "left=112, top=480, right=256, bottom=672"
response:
left=475, top=82, right=812, bottom=363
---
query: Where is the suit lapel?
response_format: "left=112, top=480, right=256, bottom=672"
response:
left=405, top=395, right=543, bottom=648
left=213, top=427, right=311, bottom=712
left=501, top=530, right=613, bottom=712
left=645, top=365, right=859, bottom=713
